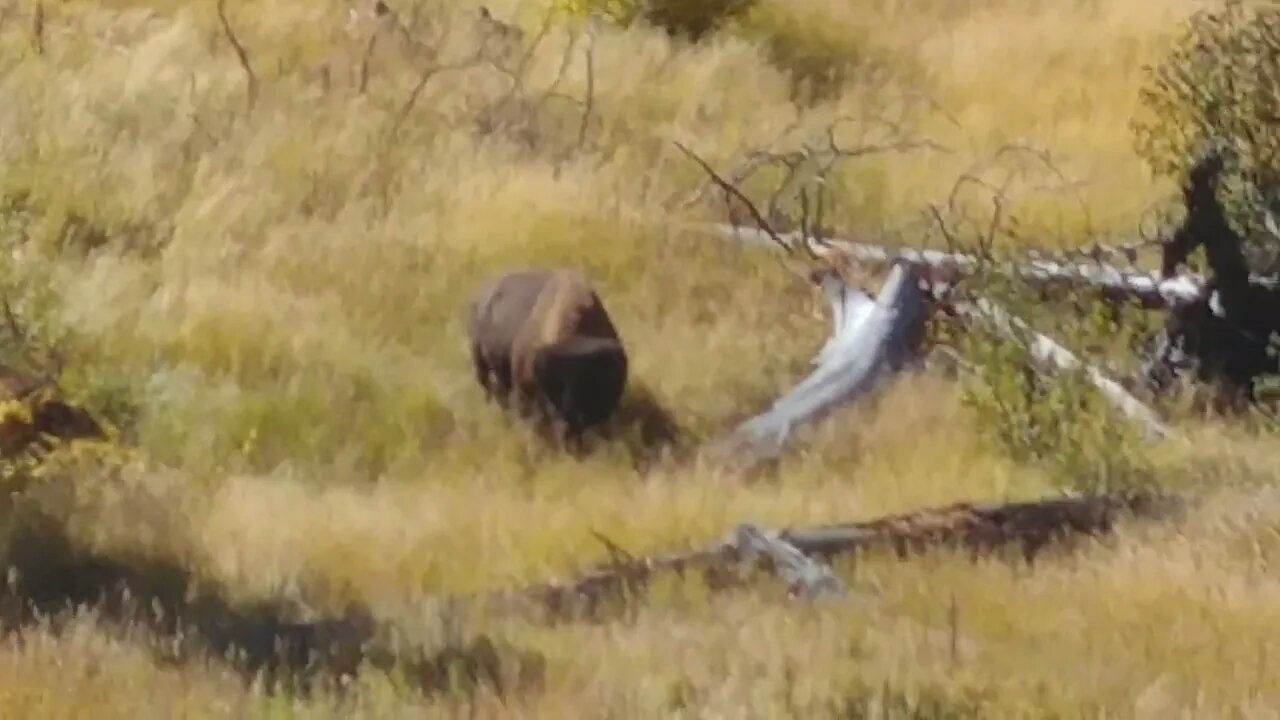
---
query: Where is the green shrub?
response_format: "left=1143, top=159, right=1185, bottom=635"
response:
left=946, top=263, right=1158, bottom=497
left=1131, top=0, right=1280, bottom=273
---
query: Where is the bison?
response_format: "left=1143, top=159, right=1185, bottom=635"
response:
left=467, top=268, right=628, bottom=446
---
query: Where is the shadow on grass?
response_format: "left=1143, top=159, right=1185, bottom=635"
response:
left=0, top=492, right=546, bottom=700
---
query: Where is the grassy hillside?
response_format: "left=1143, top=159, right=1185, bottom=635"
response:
left=1, top=0, right=1279, bottom=716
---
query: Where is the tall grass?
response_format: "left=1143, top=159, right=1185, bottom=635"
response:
left=2, top=0, right=1279, bottom=716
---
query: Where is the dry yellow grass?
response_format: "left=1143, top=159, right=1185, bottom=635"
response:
left=0, top=0, right=1278, bottom=717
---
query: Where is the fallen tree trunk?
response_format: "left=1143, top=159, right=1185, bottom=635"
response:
left=954, top=298, right=1174, bottom=442
left=713, top=258, right=932, bottom=463
left=489, top=491, right=1174, bottom=620
left=713, top=222, right=1207, bottom=309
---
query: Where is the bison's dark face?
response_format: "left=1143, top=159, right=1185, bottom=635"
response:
left=533, top=337, right=628, bottom=437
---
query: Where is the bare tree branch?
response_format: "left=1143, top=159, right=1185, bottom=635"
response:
left=575, top=20, right=596, bottom=151
left=673, top=140, right=794, bottom=255
left=388, top=52, right=485, bottom=140
left=357, top=28, right=380, bottom=95
left=215, top=0, right=258, bottom=113
left=30, top=1, right=43, bottom=56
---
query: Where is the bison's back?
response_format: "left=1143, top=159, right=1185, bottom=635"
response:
left=517, top=270, right=619, bottom=345
left=511, top=270, right=621, bottom=389
left=469, top=269, right=554, bottom=358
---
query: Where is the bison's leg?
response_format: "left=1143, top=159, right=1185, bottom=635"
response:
left=471, top=341, right=494, bottom=400
left=489, top=353, right=519, bottom=409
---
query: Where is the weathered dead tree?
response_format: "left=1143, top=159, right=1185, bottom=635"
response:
left=715, top=258, right=934, bottom=462
left=712, top=222, right=1208, bottom=310
left=486, top=491, right=1173, bottom=621
left=696, top=140, right=1178, bottom=440
left=674, top=137, right=945, bottom=462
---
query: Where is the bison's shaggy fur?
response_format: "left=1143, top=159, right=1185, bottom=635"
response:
left=467, top=268, right=629, bottom=446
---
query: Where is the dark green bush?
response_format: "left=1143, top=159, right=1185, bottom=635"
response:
left=1131, top=0, right=1280, bottom=274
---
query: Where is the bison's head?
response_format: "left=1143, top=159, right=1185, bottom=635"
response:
left=533, top=337, right=629, bottom=435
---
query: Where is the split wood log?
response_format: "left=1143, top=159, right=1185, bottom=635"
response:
left=489, top=491, right=1172, bottom=620
left=713, top=222, right=1207, bottom=310
left=732, top=523, right=847, bottom=600
left=715, top=258, right=932, bottom=462
left=954, top=297, right=1174, bottom=442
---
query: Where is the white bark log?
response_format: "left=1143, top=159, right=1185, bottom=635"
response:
left=730, top=523, right=847, bottom=600
left=724, top=259, right=931, bottom=460
left=955, top=298, right=1174, bottom=442
left=713, top=223, right=1207, bottom=309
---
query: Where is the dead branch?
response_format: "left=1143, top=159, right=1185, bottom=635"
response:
left=733, top=524, right=847, bottom=600
left=388, top=52, right=486, bottom=140
left=676, top=120, right=804, bottom=209
left=486, top=5, right=549, bottom=101
left=31, top=1, right=43, bottom=56
left=954, top=297, right=1174, bottom=441
left=715, top=258, right=933, bottom=463
left=0, top=298, right=61, bottom=401
left=357, top=28, right=380, bottom=94
left=674, top=140, right=794, bottom=255
left=215, top=0, right=257, bottom=113
left=487, top=491, right=1173, bottom=620
left=575, top=20, right=595, bottom=151
left=695, top=117, right=948, bottom=250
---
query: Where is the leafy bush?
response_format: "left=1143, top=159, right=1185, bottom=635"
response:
left=1131, top=0, right=1280, bottom=274
left=952, top=296, right=1156, bottom=496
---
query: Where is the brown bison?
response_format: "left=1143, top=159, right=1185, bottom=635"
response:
left=467, top=268, right=628, bottom=445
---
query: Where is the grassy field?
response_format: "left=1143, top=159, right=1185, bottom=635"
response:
left=2, top=0, right=1280, bottom=716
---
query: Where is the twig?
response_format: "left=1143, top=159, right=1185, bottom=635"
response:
left=732, top=524, right=847, bottom=600
left=677, top=120, right=803, bottom=209
left=673, top=141, right=792, bottom=255
left=31, top=1, right=43, bottom=56
left=215, top=0, right=258, bottom=113
left=589, top=529, right=636, bottom=568
left=575, top=21, right=595, bottom=151
left=388, top=52, right=485, bottom=140
left=357, top=28, right=380, bottom=94
left=0, top=298, right=61, bottom=400
left=2, top=298, right=26, bottom=346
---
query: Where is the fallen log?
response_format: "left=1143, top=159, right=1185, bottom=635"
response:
left=733, top=523, right=847, bottom=600
left=712, top=222, right=1207, bottom=309
left=953, top=298, right=1174, bottom=442
left=489, top=491, right=1173, bottom=620
left=714, top=258, right=932, bottom=462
